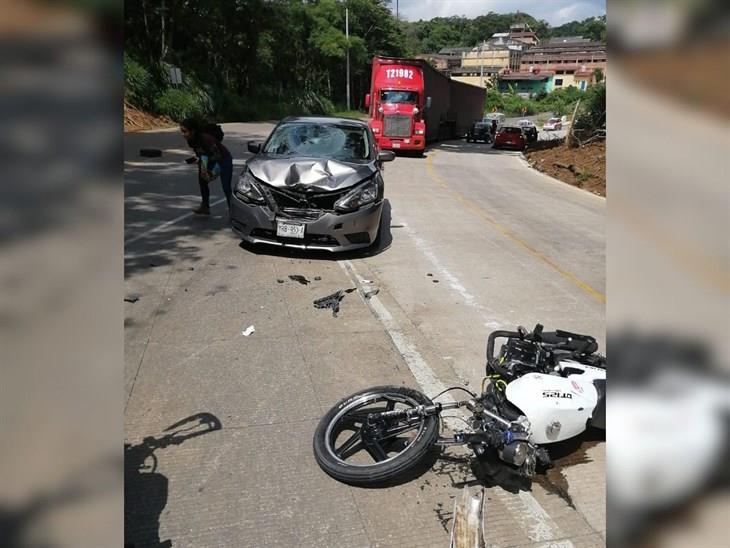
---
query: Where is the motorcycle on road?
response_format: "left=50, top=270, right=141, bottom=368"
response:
left=313, top=325, right=606, bottom=486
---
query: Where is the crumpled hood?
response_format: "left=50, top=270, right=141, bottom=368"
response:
left=247, top=156, right=376, bottom=192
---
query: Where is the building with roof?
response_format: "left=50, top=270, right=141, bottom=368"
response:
left=498, top=70, right=555, bottom=96
left=519, top=36, right=606, bottom=90
left=449, top=66, right=501, bottom=88
left=508, top=22, right=540, bottom=46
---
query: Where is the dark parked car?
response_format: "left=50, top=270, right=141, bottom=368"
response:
left=231, top=117, right=394, bottom=252
left=518, top=119, right=538, bottom=143
left=492, top=126, right=527, bottom=150
left=466, top=121, right=492, bottom=143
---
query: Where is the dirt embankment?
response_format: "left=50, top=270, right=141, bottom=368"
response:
left=525, top=141, right=606, bottom=196
left=124, top=102, right=175, bottom=133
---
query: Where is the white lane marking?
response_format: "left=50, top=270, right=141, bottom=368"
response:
left=400, top=222, right=505, bottom=331
left=124, top=197, right=228, bottom=246
left=338, top=258, right=573, bottom=547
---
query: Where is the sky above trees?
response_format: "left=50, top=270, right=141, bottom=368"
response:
left=390, top=0, right=606, bottom=26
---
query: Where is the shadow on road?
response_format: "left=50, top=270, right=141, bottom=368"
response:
left=124, top=413, right=222, bottom=548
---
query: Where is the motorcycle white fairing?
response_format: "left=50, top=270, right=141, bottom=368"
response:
left=506, top=372, right=599, bottom=444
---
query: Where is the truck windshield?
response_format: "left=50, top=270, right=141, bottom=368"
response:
left=263, top=123, right=370, bottom=162
left=380, top=90, right=418, bottom=104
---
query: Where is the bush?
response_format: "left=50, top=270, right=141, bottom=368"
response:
left=124, top=54, right=155, bottom=109
left=293, top=90, right=335, bottom=116
left=573, top=82, right=606, bottom=142
left=153, top=88, right=207, bottom=121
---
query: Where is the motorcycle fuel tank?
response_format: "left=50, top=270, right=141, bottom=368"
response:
left=506, top=373, right=598, bottom=444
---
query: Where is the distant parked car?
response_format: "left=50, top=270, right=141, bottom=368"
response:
left=493, top=126, right=527, bottom=150
left=517, top=119, right=538, bottom=143
left=466, top=121, right=492, bottom=143
left=543, top=117, right=563, bottom=131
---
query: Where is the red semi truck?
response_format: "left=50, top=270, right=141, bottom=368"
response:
left=365, top=56, right=486, bottom=152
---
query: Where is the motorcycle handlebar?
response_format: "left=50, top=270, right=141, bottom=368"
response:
left=486, top=330, right=521, bottom=368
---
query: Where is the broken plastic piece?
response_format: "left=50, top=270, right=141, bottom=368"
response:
left=363, top=288, right=380, bottom=300
left=124, top=295, right=140, bottom=303
left=289, top=275, right=310, bottom=285
left=276, top=279, right=285, bottom=284
left=241, top=325, right=255, bottom=337
left=314, top=276, right=322, bottom=281
left=313, top=288, right=356, bottom=317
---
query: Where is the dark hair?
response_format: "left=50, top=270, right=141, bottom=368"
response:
left=180, top=118, right=201, bottom=132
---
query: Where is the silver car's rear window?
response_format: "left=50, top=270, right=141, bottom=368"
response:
left=263, top=123, right=371, bottom=163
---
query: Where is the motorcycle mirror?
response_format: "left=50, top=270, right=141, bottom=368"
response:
left=517, top=326, right=528, bottom=338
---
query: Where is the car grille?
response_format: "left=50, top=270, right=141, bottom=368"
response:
left=279, top=208, right=323, bottom=221
left=384, top=115, right=411, bottom=138
left=264, top=185, right=350, bottom=213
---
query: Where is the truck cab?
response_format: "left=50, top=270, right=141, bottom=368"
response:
left=366, top=58, right=427, bottom=152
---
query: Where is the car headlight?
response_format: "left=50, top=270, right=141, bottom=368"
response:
left=334, top=178, right=379, bottom=213
left=235, top=171, right=265, bottom=204
left=414, top=128, right=424, bottom=135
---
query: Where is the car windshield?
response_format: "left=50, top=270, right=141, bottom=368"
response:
left=263, top=122, right=370, bottom=162
left=380, top=90, right=418, bottom=104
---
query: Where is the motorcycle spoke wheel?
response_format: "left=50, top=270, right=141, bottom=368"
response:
left=314, top=386, right=440, bottom=485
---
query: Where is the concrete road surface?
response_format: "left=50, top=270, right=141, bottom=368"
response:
left=125, top=122, right=605, bottom=548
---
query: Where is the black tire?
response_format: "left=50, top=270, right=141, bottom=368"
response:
left=139, top=148, right=162, bottom=157
left=313, top=385, right=440, bottom=486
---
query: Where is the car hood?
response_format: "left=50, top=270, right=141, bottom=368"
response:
left=247, top=156, right=376, bottom=192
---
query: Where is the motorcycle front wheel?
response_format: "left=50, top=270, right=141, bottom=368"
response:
left=313, top=385, right=440, bottom=486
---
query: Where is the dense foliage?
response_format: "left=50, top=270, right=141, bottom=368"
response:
left=485, top=85, right=585, bottom=117
left=125, top=0, right=406, bottom=120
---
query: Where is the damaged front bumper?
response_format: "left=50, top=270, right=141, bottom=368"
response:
left=230, top=196, right=383, bottom=252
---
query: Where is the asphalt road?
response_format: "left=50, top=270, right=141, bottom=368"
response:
left=124, top=123, right=605, bottom=548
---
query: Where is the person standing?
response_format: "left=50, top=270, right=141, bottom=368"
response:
left=180, top=118, right=233, bottom=215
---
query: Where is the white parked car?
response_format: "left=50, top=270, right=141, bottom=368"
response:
left=543, top=117, right=563, bottom=131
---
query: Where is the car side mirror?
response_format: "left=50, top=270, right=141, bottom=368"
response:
left=425, top=96, right=432, bottom=109
left=365, top=93, right=371, bottom=108
left=247, top=141, right=262, bottom=154
left=377, top=150, right=395, bottom=162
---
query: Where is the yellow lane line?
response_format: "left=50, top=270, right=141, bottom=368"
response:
left=425, top=151, right=607, bottom=304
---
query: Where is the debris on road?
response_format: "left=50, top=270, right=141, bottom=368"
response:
left=363, top=288, right=380, bottom=300
left=241, top=325, right=255, bottom=337
left=433, top=280, right=440, bottom=283
left=276, top=279, right=285, bottom=284
left=124, top=295, right=140, bottom=303
left=427, top=273, right=433, bottom=277
left=314, top=276, right=322, bottom=281
left=313, top=289, right=356, bottom=317
left=289, top=275, right=310, bottom=285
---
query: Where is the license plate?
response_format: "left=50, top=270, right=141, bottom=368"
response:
left=276, top=221, right=305, bottom=239
left=392, top=142, right=401, bottom=148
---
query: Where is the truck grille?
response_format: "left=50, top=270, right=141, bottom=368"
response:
left=384, top=115, right=411, bottom=138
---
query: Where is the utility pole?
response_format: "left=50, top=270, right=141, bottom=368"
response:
left=160, top=0, right=166, bottom=61
left=396, top=0, right=399, bottom=21
left=345, top=5, right=351, bottom=111
left=480, top=42, right=484, bottom=88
